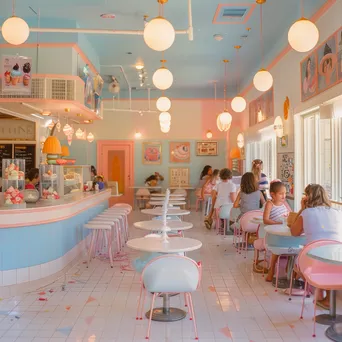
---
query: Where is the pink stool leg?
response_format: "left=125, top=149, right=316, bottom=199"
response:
left=300, top=281, right=308, bottom=319
left=146, top=293, right=157, bottom=340
left=188, top=293, right=199, bottom=340
left=107, top=230, right=114, bottom=268
left=87, top=230, right=96, bottom=267
left=136, top=284, right=143, bottom=320
left=244, top=233, right=249, bottom=259
left=275, top=255, right=280, bottom=292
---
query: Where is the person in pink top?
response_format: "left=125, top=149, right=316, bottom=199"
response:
left=201, top=169, right=219, bottom=199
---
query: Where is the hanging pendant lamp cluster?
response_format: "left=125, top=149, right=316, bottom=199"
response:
left=217, top=60, right=232, bottom=132
left=231, top=45, right=247, bottom=113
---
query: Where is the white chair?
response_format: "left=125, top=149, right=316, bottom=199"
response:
left=218, top=204, right=233, bottom=237
left=84, top=223, right=114, bottom=268
left=138, top=255, right=201, bottom=340
left=230, top=207, right=241, bottom=248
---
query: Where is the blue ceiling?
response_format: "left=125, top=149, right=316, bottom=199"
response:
left=0, top=0, right=327, bottom=98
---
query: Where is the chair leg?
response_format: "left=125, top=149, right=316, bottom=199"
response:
left=244, top=233, right=249, bottom=259
left=146, top=293, right=157, bottom=340
left=184, top=293, right=188, bottom=307
left=288, top=268, right=295, bottom=301
left=313, top=288, right=318, bottom=337
left=107, top=230, right=114, bottom=268
left=300, top=281, right=308, bottom=319
left=87, top=231, right=96, bottom=267
left=185, top=293, right=192, bottom=319
left=136, top=285, right=143, bottom=320
left=140, top=288, right=146, bottom=319
left=275, top=255, right=281, bottom=292
left=188, top=293, right=199, bottom=340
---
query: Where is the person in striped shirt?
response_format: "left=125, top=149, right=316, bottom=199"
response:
left=252, top=159, right=269, bottom=200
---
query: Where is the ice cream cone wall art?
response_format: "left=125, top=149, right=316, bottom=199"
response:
left=2, top=55, right=32, bottom=94
left=169, top=142, right=191, bottom=163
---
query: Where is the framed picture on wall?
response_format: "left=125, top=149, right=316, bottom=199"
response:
left=169, top=167, right=190, bottom=187
left=277, top=153, right=294, bottom=199
left=196, top=141, right=218, bottom=156
left=142, top=142, right=162, bottom=165
left=169, top=142, right=190, bottom=163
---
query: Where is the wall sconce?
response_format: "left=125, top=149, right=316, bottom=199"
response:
left=274, top=116, right=284, bottom=138
left=206, top=130, right=213, bottom=139
left=237, top=133, right=244, bottom=148
left=135, top=131, right=142, bottom=139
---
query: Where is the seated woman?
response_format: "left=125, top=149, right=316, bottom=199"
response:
left=25, top=168, right=40, bottom=190
left=201, top=169, right=219, bottom=199
left=291, top=184, right=342, bottom=309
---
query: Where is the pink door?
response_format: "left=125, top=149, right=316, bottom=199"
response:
left=97, top=140, right=134, bottom=206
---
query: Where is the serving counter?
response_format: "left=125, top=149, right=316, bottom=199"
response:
left=0, top=189, right=111, bottom=287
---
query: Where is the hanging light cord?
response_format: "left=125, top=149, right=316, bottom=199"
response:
left=12, top=0, right=16, bottom=16
left=224, top=62, right=227, bottom=110
left=301, top=0, right=304, bottom=18
left=259, top=4, right=264, bottom=67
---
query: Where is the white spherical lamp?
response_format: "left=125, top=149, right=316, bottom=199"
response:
left=237, top=133, right=244, bottom=148
left=161, top=125, right=170, bottom=133
left=63, top=124, right=72, bottom=136
left=253, top=69, right=273, bottom=92
left=153, top=67, right=173, bottom=90
left=159, top=112, right=171, bottom=123
left=2, top=16, right=30, bottom=45
left=219, top=110, right=232, bottom=125
left=143, top=17, right=175, bottom=52
left=231, top=96, right=247, bottom=113
left=156, top=96, right=171, bottom=112
left=288, top=18, right=319, bottom=53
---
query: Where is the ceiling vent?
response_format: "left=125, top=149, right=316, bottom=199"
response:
left=213, top=4, right=256, bottom=24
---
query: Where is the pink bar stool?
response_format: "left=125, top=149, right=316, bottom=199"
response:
left=98, top=213, right=127, bottom=247
left=84, top=223, right=114, bottom=268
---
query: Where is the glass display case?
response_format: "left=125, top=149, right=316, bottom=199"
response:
left=40, top=165, right=92, bottom=199
left=1, top=158, right=26, bottom=206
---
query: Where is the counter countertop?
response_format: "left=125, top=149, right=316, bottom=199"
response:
left=0, top=189, right=111, bottom=228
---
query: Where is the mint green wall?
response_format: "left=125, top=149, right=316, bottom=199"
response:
left=63, top=139, right=227, bottom=187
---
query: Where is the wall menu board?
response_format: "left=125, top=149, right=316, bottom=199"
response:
left=169, top=167, right=190, bottom=187
left=277, top=153, right=294, bottom=200
left=0, top=144, right=13, bottom=174
left=14, top=145, right=36, bottom=177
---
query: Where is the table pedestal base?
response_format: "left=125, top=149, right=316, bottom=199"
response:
left=316, top=314, right=342, bottom=326
left=145, top=294, right=187, bottom=322
left=326, top=323, right=342, bottom=341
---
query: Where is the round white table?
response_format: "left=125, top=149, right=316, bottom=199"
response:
left=264, top=224, right=292, bottom=236
left=141, top=208, right=190, bottom=216
left=134, top=220, right=193, bottom=231
left=307, top=244, right=342, bottom=339
left=127, top=236, right=202, bottom=322
left=127, top=236, right=202, bottom=253
left=149, top=201, right=186, bottom=206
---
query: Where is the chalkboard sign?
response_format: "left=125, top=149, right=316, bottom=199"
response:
left=14, top=145, right=36, bottom=177
left=0, top=144, right=13, bottom=174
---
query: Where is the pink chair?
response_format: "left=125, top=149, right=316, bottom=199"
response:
left=297, top=239, right=342, bottom=337
left=239, top=210, right=263, bottom=258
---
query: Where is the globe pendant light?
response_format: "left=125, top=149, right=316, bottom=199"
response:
left=75, top=128, right=84, bottom=139
left=63, top=123, right=72, bottom=136
left=161, top=125, right=171, bottom=133
left=231, top=45, right=247, bottom=113
left=253, top=0, right=273, bottom=92
left=153, top=60, right=173, bottom=90
left=143, top=0, right=175, bottom=52
left=288, top=0, right=319, bottom=52
left=2, top=0, right=30, bottom=46
left=156, top=96, right=171, bottom=111
left=217, top=60, right=232, bottom=132
left=237, top=133, right=244, bottom=148
left=159, top=112, right=171, bottom=123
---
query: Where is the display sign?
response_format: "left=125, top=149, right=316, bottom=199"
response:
left=2, top=55, right=32, bottom=94
left=14, top=145, right=36, bottom=177
left=0, top=144, right=13, bottom=174
left=0, top=119, right=35, bottom=141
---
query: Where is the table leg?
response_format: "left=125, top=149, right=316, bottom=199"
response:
left=145, top=294, right=187, bottom=322
left=316, top=290, right=342, bottom=325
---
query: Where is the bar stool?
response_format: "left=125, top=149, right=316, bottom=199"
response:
left=98, top=213, right=127, bottom=246
left=103, top=209, right=128, bottom=237
left=90, top=217, right=122, bottom=253
left=84, top=223, right=114, bottom=268
left=113, top=203, right=132, bottom=213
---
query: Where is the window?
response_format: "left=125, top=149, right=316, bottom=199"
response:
left=246, top=136, right=276, bottom=182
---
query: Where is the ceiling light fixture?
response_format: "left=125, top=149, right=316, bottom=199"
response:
left=159, top=111, right=171, bottom=123
left=206, top=130, right=213, bottom=139
left=237, top=133, right=244, bottom=148
left=87, top=132, right=95, bottom=143
left=153, top=59, right=173, bottom=90
left=134, top=131, right=142, bottom=139
left=231, top=45, right=247, bottom=113
left=143, top=0, right=175, bottom=52
left=253, top=0, right=273, bottom=92
left=288, top=0, right=319, bottom=52
left=156, top=96, right=171, bottom=111
left=1, top=0, right=30, bottom=45
left=136, top=62, right=144, bottom=70
left=217, top=60, right=232, bottom=132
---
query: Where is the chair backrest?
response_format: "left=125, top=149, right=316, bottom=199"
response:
left=239, top=210, right=263, bottom=233
left=141, top=254, right=200, bottom=293
left=219, top=204, right=233, bottom=219
left=298, top=239, right=342, bottom=275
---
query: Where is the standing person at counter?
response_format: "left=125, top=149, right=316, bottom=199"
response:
left=252, top=159, right=269, bottom=200
left=91, top=165, right=97, bottom=180
left=25, top=168, right=39, bottom=190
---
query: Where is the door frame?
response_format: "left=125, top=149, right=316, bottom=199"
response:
left=97, top=140, right=134, bottom=205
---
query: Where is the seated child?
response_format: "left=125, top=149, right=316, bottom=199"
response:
left=204, top=168, right=236, bottom=229
left=263, top=180, right=291, bottom=282
left=201, top=169, right=219, bottom=199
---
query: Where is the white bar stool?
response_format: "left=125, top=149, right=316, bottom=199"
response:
left=98, top=213, right=127, bottom=246
left=104, top=209, right=129, bottom=239
left=84, top=223, right=114, bottom=268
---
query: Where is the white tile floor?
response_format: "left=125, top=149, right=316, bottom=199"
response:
left=0, top=210, right=338, bottom=342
